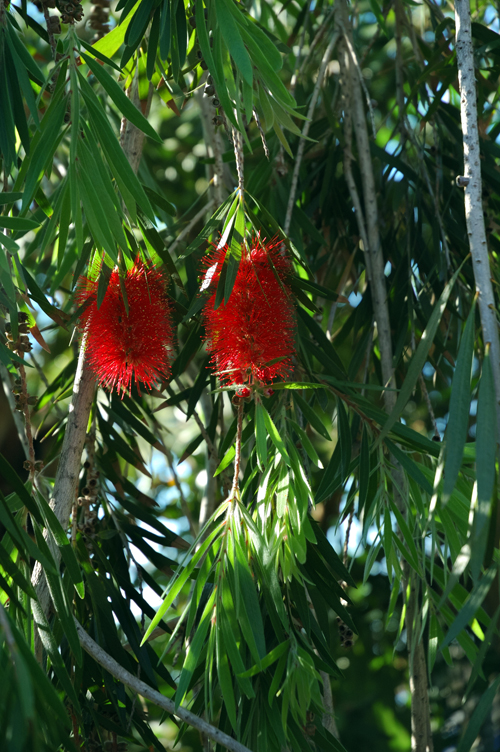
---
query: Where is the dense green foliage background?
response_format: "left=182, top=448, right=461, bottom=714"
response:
left=2, top=0, right=500, bottom=750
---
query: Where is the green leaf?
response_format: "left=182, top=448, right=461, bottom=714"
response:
left=31, top=599, right=81, bottom=712
left=141, top=522, right=225, bottom=642
left=457, top=674, right=500, bottom=752
left=216, top=621, right=238, bottom=732
left=214, top=445, right=235, bottom=476
left=443, top=303, right=476, bottom=501
left=377, top=263, right=463, bottom=446
left=0, top=191, right=23, bottom=205
left=385, top=439, right=433, bottom=495
left=255, top=399, right=268, bottom=469
left=78, top=68, right=155, bottom=222
left=315, top=443, right=341, bottom=504
left=389, top=499, right=421, bottom=574
left=358, top=426, right=370, bottom=512
left=439, top=567, right=496, bottom=653
left=79, top=37, right=121, bottom=70
left=238, top=640, right=289, bottom=678
left=0, top=216, right=40, bottom=232
left=337, top=398, right=351, bottom=482
left=81, top=53, right=162, bottom=144
left=262, top=407, right=290, bottom=464
left=293, top=392, right=331, bottom=441
left=287, top=418, right=322, bottom=467
left=276, top=463, right=289, bottom=518
left=0, top=493, right=56, bottom=575
left=175, top=589, right=215, bottom=706
left=0, top=454, right=43, bottom=525
left=36, top=493, right=84, bottom=599
left=471, top=347, right=497, bottom=580
left=217, top=0, right=253, bottom=86
left=33, top=524, right=82, bottom=664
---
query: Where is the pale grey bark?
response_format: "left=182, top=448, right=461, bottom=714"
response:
left=32, top=343, right=96, bottom=620
left=455, top=0, right=500, bottom=441
left=74, top=618, right=253, bottom=752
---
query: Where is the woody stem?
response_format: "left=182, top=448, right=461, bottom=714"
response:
left=230, top=400, right=244, bottom=497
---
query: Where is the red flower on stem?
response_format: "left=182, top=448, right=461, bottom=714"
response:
left=201, top=236, right=296, bottom=387
left=77, top=260, right=174, bottom=396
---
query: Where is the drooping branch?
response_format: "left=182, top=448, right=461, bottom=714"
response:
left=455, top=0, right=500, bottom=441
left=337, top=8, right=395, bottom=411
left=74, top=618, right=253, bottom=752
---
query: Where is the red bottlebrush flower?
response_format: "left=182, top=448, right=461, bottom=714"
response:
left=201, top=236, right=296, bottom=386
left=77, top=260, right=174, bottom=396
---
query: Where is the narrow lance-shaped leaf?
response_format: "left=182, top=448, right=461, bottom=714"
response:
left=470, top=345, right=497, bottom=580
left=443, top=302, right=476, bottom=502
left=377, top=262, right=464, bottom=446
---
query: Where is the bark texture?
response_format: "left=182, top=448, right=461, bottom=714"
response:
left=455, top=0, right=500, bottom=441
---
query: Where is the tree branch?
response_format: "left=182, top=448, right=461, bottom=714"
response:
left=284, top=29, right=339, bottom=236
left=337, top=4, right=434, bottom=749
left=455, top=0, right=500, bottom=441
left=32, top=343, right=96, bottom=618
left=74, top=618, right=253, bottom=752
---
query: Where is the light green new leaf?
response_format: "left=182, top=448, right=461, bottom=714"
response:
left=262, top=407, right=290, bottom=464
left=214, top=445, right=235, bottom=476
left=92, top=0, right=141, bottom=58
left=439, top=567, right=496, bottom=653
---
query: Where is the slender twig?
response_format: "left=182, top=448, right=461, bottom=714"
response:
left=290, top=0, right=312, bottom=96
left=230, top=401, right=244, bottom=497
left=297, top=4, right=336, bottom=81
left=338, top=4, right=433, bottom=749
left=30, top=352, right=65, bottom=420
left=337, top=12, right=395, bottom=409
left=74, top=618, right=253, bottom=752
left=284, top=30, right=340, bottom=236
left=41, top=1, right=57, bottom=60
left=253, top=108, right=269, bottom=160
left=394, top=0, right=406, bottom=124
left=232, top=128, right=245, bottom=195
left=168, top=199, right=215, bottom=257
left=341, top=30, right=376, bottom=139
left=165, top=445, right=197, bottom=537
left=199, top=89, right=229, bottom=206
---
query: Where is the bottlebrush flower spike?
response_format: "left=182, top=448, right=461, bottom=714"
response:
left=201, top=236, right=296, bottom=386
left=77, top=260, right=174, bottom=396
